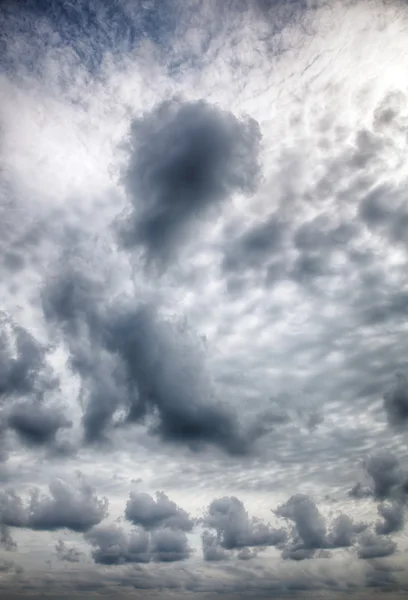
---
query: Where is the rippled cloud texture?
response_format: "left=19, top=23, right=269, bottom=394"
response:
left=1, top=0, right=408, bottom=598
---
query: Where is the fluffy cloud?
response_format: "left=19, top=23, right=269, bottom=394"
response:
left=357, top=532, right=397, bottom=560
left=202, top=496, right=286, bottom=560
left=275, top=494, right=366, bottom=560
left=7, top=403, right=71, bottom=448
left=85, top=524, right=191, bottom=564
left=0, top=477, right=108, bottom=533
left=350, top=451, right=408, bottom=502
left=42, top=260, right=258, bottom=454
left=125, top=491, right=193, bottom=531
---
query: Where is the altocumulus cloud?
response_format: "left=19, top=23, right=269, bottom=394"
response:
left=1, top=0, right=408, bottom=598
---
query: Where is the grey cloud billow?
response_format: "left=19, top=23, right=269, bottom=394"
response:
left=42, top=263, right=255, bottom=455
left=357, top=532, right=397, bottom=560
left=350, top=451, right=408, bottom=502
left=119, top=97, right=261, bottom=262
left=349, top=450, right=407, bottom=535
left=0, top=311, right=71, bottom=455
left=125, top=491, right=193, bottom=531
left=7, top=403, right=72, bottom=448
left=275, top=494, right=366, bottom=560
left=0, top=478, right=108, bottom=533
left=0, top=311, right=57, bottom=403
left=85, top=524, right=191, bottom=564
left=383, top=373, right=408, bottom=427
left=375, top=501, right=405, bottom=535
left=201, top=496, right=287, bottom=561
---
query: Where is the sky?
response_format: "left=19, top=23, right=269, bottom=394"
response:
left=1, top=0, right=408, bottom=598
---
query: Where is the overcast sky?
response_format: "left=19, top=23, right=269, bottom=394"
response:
left=1, top=0, right=408, bottom=598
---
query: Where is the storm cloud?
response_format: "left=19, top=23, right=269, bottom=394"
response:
left=125, top=491, right=193, bottom=531
left=202, top=496, right=287, bottom=560
left=120, top=98, right=261, bottom=263
left=85, top=524, right=191, bottom=564
left=0, top=477, right=108, bottom=533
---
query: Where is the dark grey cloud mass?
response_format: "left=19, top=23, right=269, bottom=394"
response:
left=202, top=496, right=287, bottom=560
left=357, top=532, right=397, bottom=560
left=0, top=478, right=108, bottom=533
left=383, top=373, right=408, bottom=427
left=125, top=491, right=193, bottom=531
left=275, top=494, right=368, bottom=560
left=7, top=403, right=71, bottom=448
left=120, top=98, right=261, bottom=263
left=85, top=524, right=191, bottom=564
left=42, top=260, right=258, bottom=455
left=375, top=501, right=405, bottom=535
left=350, top=451, right=408, bottom=502
left=0, top=311, right=57, bottom=403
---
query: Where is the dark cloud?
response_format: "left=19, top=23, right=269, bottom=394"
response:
left=383, top=373, right=408, bottom=427
left=0, top=478, right=108, bottom=533
left=201, top=531, right=231, bottom=562
left=375, top=501, right=405, bottom=535
left=42, top=264, right=256, bottom=455
left=326, top=514, right=361, bottom=549
left=7, top=403, right=71, bottom=448
left=119, top=98, right=261, bottom=263
left=202, top=496, right=286, bottom=560
left=365, top=452, right=401, bottom=500
left=275, top=494, right=327, bottom=556
left=150, top=528, right=191, bottom=562
left=85, top=524, right=150, bottom=565
left=357, top=532, right=397, bottom=560
left=55, top=540, right=83, bottom=563
left=85, top=524, right=191, bottom=564
left=125, top=491, right=193, bottom=531
left=0, top=489, right=28, bottom=528
left=350, top=451, right=407, bottom=502
left=0, top=311, right=57, bottom=403
left=275, top=494, right=364, bottom=560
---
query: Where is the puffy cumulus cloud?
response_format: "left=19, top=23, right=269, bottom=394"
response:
left=201, top=531, right=231, bottom=562
left=275, top=494, right=327, bottom=558
left=375, top=501, right=405, bottom=535
left=275, top=494, right=365, bottom=560
left=85, top=524, right=150, bottom=565
left=119, top=97, right=261, bottom=264
left=125, top=491, right=193, bottom=531
left=357, top=532, right=397, bottom=560
left=350, top=451, right=408, bottom=502
left=201, top=496, right=286, bottom=560
left=42, top=260, right=258, bottom=455
left=55, top=540, right=83, bottom=563
left=0, top=476, right=108, bottom=533
left=85, top=524, right=191, bottom=564
left=150, top=528, right=191, bottom=562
